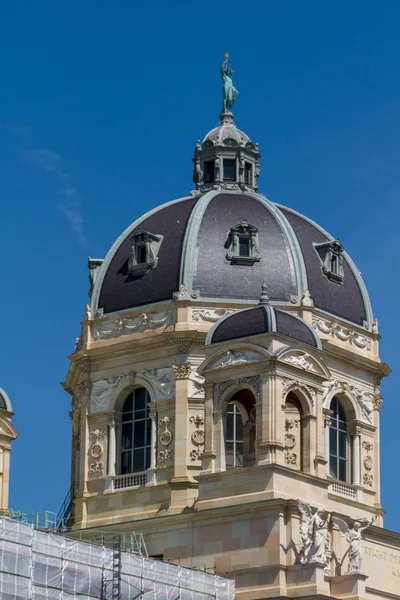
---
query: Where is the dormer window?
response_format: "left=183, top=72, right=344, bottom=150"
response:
left=128, top=229, right=163, bottom=275
left=226, top=220, right=261, bottom=265
left=315, top=239, right=344, bottom=284
left=204, top=160, right=214, bottom=183
left=223, top=159, right=236, bottom=181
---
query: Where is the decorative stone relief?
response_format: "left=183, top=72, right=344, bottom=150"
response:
left=191, top=308, right=234, bottom=322
left=188, top=370, right=205, bottom=399
left=90, top=373, right=134, bottom=414
left=281, top=377, right=316, bottom=408
left=332, top=516, right=377, bottom=572
left=301, top=290, right=314, bottom=307
left=158, top=448, right=173, bottom=467
left=214, top=376, right=261, bottom=408
left=159, top=416, right=173, bottom=447
left=189, top=415, right=205, bottom=462
left=282, top=352, right=317, bottom=372
left=284, top=418, right=299, bottom=466
left=140, top=368, right=175, bottom=400
left=173, top=284, right=190, bottom=300
left=172, top=364, right=192, bottom=379
left=93, top=311, right=176, bottom=340
left=312, top=317, right=372, bottom=351
left=362, top=440, right=374, bottom=487
left=322, top=379, right=374, bottom=424
left=373, top=394, right=383, bottom=411
left=212, top=350, right=262, bottom=369
left=88, top=429, right=105, bottom=480
left=297, top=500, right=330, bottom=571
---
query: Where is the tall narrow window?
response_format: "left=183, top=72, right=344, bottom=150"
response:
left=244, top=162, right=252, bottom=184
left=223, top=159, right=236, bottom=181
left=204, top=160, right=215, bottom=183
left=121, top=388, right=151, bottom=475
left=225, top=402, right=243, bottom=469
left=329, top=397, right=348, bottom=482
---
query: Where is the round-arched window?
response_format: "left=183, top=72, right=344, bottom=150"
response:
left=329, top=397, right=348, bottom=482
left=121, top=387, right=151, bottom=475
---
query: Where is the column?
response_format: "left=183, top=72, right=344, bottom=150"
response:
left=324, top=415, right=331, bottom=476
left=147, top=410, right=157, bottom=484
left=107, top=419, right=117, bottom=477
left=351, top=430, right=360, bottom=486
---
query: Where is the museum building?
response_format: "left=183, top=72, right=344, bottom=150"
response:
left=58, top=62, right=400, bottom=599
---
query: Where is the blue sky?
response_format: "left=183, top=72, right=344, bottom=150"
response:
left=1, top=1, right=399, bottom=529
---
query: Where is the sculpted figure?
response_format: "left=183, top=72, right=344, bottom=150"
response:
left=332, top=516, right=376, bottom=572
left=221, top=55, right=238, bottom=111
left=298, top=500, right=330, bottom=564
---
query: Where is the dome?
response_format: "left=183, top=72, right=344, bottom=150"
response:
left=202, top=112, right=252, bottom=147
left=206, top=303, right=321, bottom=348
left=91, top=190, right=373, bottom=328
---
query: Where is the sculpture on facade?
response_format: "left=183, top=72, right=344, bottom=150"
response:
left=298, top=500, right=330, bottom=564
left=221, top=54, right=238, bottom=112
left=332, top=516, right=376, bottom=572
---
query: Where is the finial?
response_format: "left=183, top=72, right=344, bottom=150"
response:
left=221, top=53, right=238, bottom=113
left=259, top=283, right=269, bottom=304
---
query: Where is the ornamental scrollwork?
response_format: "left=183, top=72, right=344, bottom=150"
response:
left=93, top=311, right=176, bottom=340
left=312, top=317, right=372, bottom=351
left=189, top=414, right=205, bottom=462
left=362, top=440, right=374, bottom=487
left=88, top=429, right=106, bottom=480
left=281, top=377, right=316, bottom=408
left=158, top=448, right=173, bottom=467
left=214, top=376, right=261, bottom=408
left=159, top=416, right=173, bottom=447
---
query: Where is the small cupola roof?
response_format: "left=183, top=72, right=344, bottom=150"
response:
left=192, top=55, right=261, bottom=194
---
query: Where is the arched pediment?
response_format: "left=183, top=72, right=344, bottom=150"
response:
left=276, top=347, right=331, bottom=379
left=198, top=343, right=271, bottom=375
left=0, top=415, right=18, bottom=440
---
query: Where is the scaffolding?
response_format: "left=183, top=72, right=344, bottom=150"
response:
left=0, top=517, right=235, bottom=599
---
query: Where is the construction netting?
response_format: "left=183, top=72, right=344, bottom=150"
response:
left=0, top=518, right=235, bottom=600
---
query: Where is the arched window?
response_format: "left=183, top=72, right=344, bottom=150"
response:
left=121, top=387, right=151, bottom=475
left=284, top=393, right=303, bottom=471
left=329, top=397, right=348, bottom=482
left=225, top=389, right=256, bottom=470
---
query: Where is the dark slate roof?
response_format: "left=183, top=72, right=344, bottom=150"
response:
left=92, top=190, right=372, bottom=327
left=279, top=207, right=367, bottom=326
left=98, top=197, right=198, bottom=314
left=0, top=393, right=6, bottom=410
left=207, top=305, right=320, bottom=348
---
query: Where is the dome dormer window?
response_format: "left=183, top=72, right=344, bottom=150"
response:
left=226, top=220, right=261, bottom=265
left=223, top=158, right=236, bottom=181
left=128, top=229, right=163, bottom=276
left=315, top=239, right=345, bottom=284
left=204, top=160, right=215, bottom=183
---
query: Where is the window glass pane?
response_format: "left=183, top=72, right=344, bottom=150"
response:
left=235, top=442, right=244, bottom=466
left=338, top=431, right=347, bottom=459
left=204, top=161, right=214, bottom=183
left=338, top=459, right=347, bottom=482
left=244, top=162, right=252, bottom=184
left=329, top=455, right=338, bottom=479
left=122, top=393, right=133, bottom=415
left=122, top=410, right=133, bottom=423
left=133, top=448, right=145, bottom=472
left=121, top=451, right=132, bottom=475
left=134, top=421, right=145, bottom=448
left=338, top=402, right=346, bottom=423
left=223, top=159, right=236, bottom=181
left=225, top=442, right=234, bottom=469
left=235, top=414, right=243, bottom=441
left=330, top=397, right=338, bottom=418
left=339, top=419, right=347, bottom=432
left=136, top=245, right=147, bottom=264
left=329, top=427, right=337, bottom=456
left=239, top=238, right=250, bottom=257
left=145, top=447, right=151, bottom=470
left=226, top=412, right=234, bottom=441
left=134, top=388, right=147, bottom=411
left=121, top=423, right=133, bottom=451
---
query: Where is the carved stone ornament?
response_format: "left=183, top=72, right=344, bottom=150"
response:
left=88, top=430, right=105, bottom=480
left=332, top=516, right=377, bottom=572
left=140, top=368, right=175, bottom=400
left=313, top=317, right=372, bottom=351
left=191, top=308, right=234, bottom=323
left=297, top=500, right=330, bottom=572
left=159, top=416, right=173, bottom=446
left=322, top=379, right=374, bottom=424
left=362, top=440, right=374, bottom=487
left=281, top=377, right=316, bottom=408
left=373, top=394, right=383, bottom=411
left=284, top=416, right=300, bottom=466
left=189, top=414, right=205, bottom=462
left=214, top=376, right=261, bottom=408
left=188, top=370, right=205, bottom=399
left=173, top=284, right=190, bottom=301
left=93, top=311, right=176, bottom=340
left=282, top=352, right=316, bottom=372
left=301, top=289, right=314, bottom=307
left=172, top=364, right=192, bottom=379
left=90, top=373, right=135, bottom=414
left=158, top=448, right=173, bottom=466
left=212, top=350, right=262, bottom=369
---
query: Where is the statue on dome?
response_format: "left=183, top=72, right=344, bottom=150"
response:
left=221, top=53, right=238, bottom=112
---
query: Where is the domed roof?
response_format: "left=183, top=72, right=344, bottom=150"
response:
left=202, top=111, right=252, bottom=147
left=206, top=303, right=321, bottom=348
left=91, top=190, right=373, bottom=328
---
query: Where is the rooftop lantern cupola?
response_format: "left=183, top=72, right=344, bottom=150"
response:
left=193, top=54, right=261, bottom=193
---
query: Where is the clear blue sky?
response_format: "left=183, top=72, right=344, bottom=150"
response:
left=1, top=1, right=399, bottom=529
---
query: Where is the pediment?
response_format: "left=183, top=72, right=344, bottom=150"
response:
left=277, top=349, right=330, bottom=378
left=0, top=415, right=18, bottom=439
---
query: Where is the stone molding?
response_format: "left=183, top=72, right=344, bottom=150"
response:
left=92, top=310, right=176, bottom=340
left=214, top=376, right=261, bottom=408
left=313, top=316, right=372, bottom=351
left=191, top=308, right=234, bottom=322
